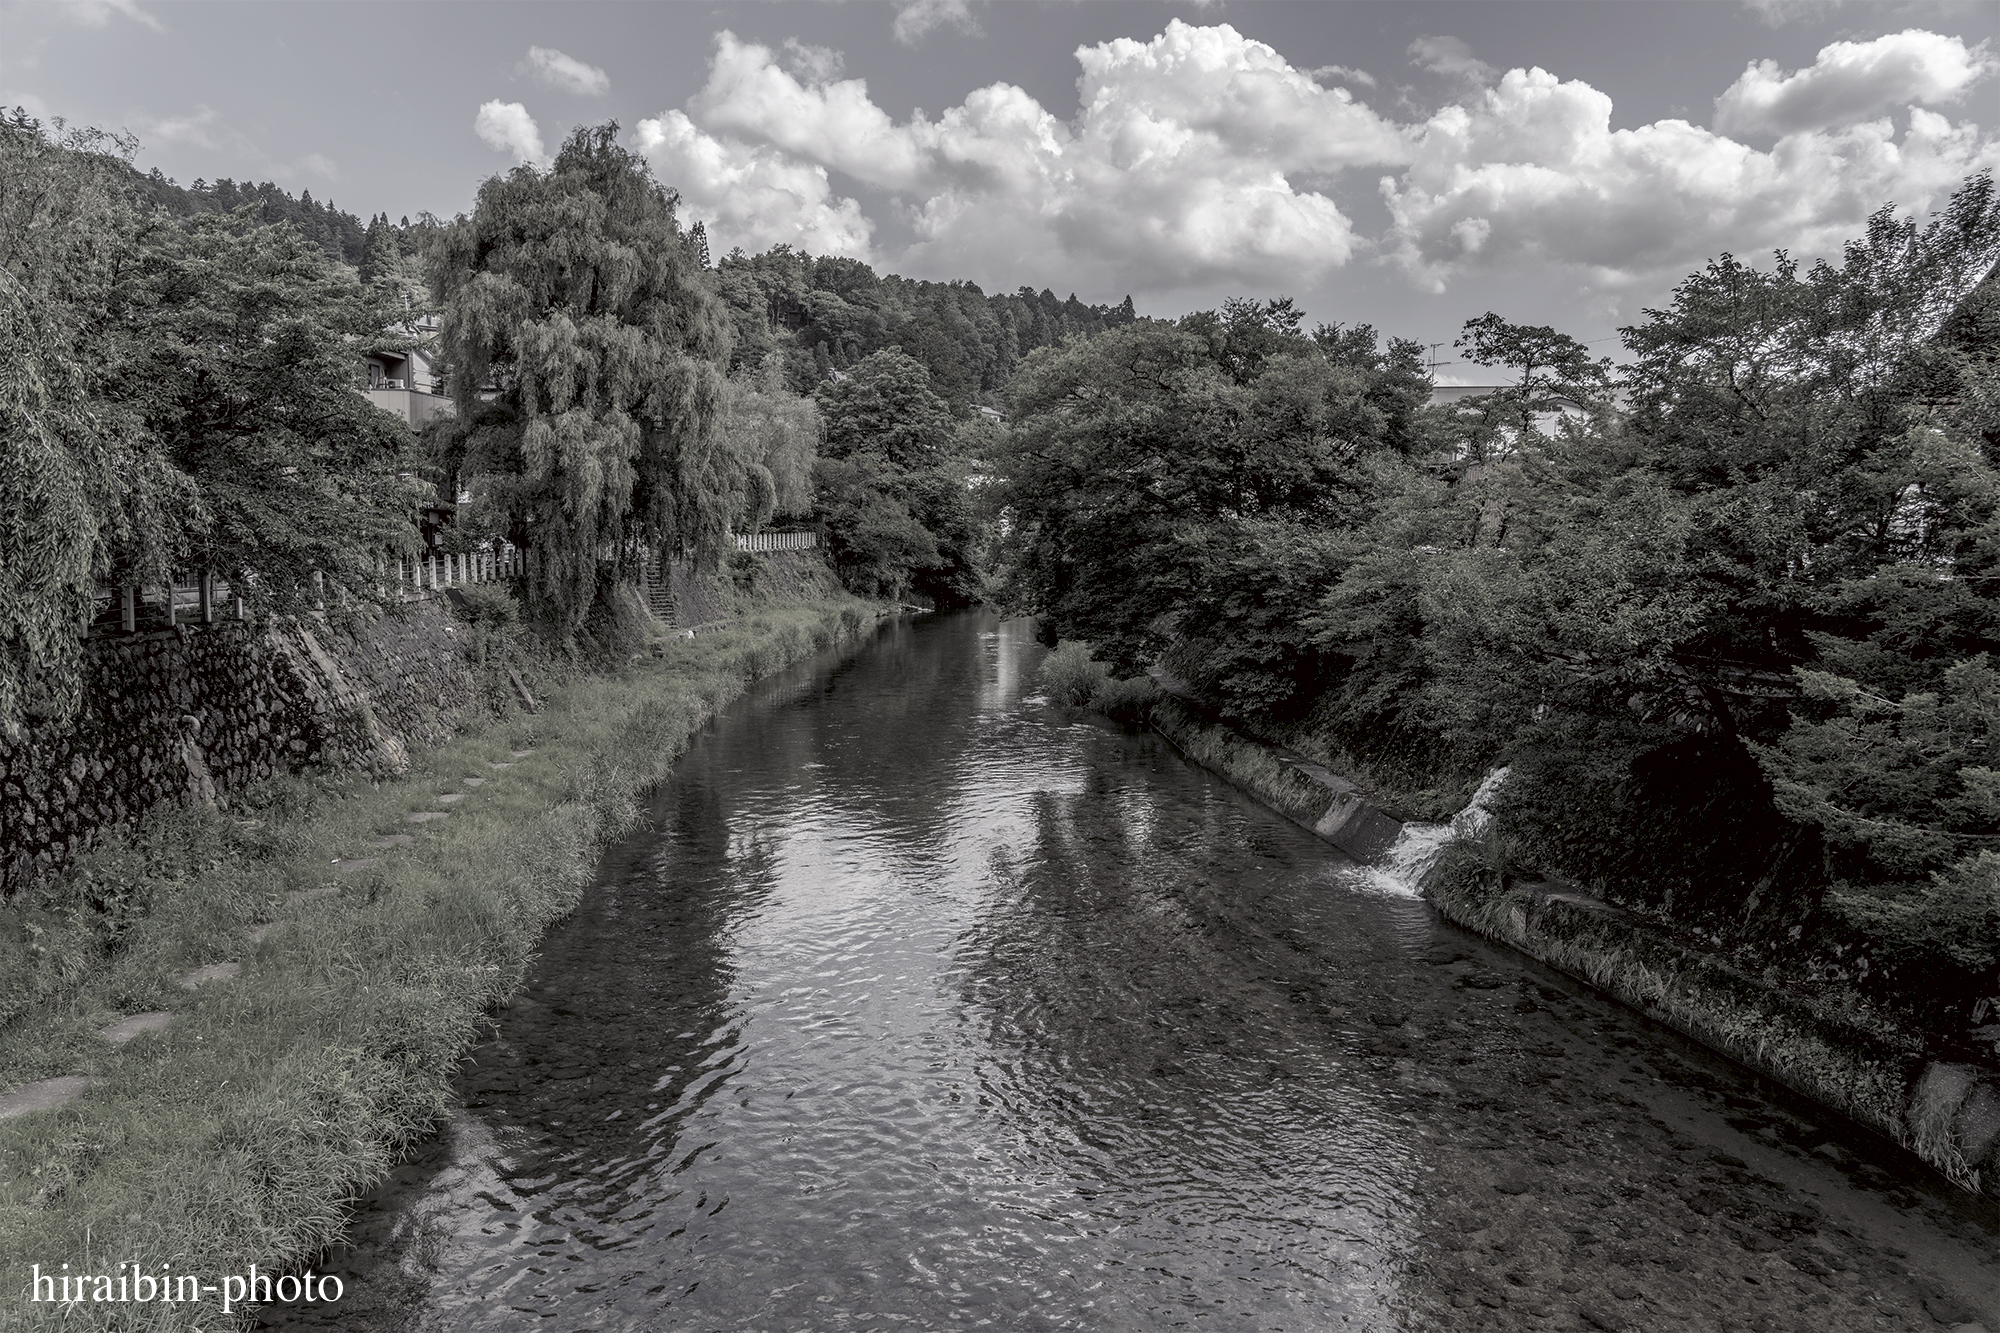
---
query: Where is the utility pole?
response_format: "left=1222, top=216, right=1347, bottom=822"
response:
left=1427, top=343, right=1453, bottom=379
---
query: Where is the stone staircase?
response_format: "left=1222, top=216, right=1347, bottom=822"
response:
left=642, top=555, right=677, bottom=626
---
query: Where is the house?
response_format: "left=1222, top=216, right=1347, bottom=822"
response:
left=362, top=314, right=454, bottom=428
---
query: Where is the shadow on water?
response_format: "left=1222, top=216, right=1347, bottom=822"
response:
left=265, top=611, right=2000, bottom=1333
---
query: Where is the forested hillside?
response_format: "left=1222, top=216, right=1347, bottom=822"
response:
left=712, top=244, right=1137, bottom=412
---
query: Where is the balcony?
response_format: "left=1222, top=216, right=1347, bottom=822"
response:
left=365, top=384, right=456, bottom=427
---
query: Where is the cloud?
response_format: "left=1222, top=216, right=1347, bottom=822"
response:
left=131, top=105, right=225, bottom=150
left=1741, top=0, right=1849, bottom=28
left=1714, top=29, right=1995, bottom=137
left=474, top=100, right=549, bottom=167
left=634, top=20, right=2000, bottom=305
left=893, top=0, right=977, bottom=47
left=521, top=46, right=610, bottom=98
left=1382, top=64, right=2000, bottom=293
left=630, top=111, right=876, bottom=257
left=782, top=38, right=843, bottom=84
left=1310, top=64, right=1377, bottom=90
left=1409, top=35, right=1495, bottom=87
left=57, top=0, right=162, bottom=32
left=644, top=23, right=1406, bottom=291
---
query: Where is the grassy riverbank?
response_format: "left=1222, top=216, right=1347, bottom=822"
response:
left=0, top=595, right=875, bottom=1330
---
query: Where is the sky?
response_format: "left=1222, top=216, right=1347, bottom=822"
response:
left=5, top=0, right=2000, bottom=375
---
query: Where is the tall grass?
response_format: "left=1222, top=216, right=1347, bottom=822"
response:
left=0, top=597, right=874, bottom=1330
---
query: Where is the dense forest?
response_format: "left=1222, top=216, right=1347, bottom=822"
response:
left=9, top=110, right=2000, bottom=1025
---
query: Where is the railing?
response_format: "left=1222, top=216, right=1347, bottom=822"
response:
left=733, top=530, right=817, bottom=553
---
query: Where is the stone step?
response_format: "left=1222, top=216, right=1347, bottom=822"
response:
left=367, top=833, right=414, bottom=849
left=99, top=1012, right=174, bottom=1044
left=330, top=857, right=380, bottom=873
left=175, top=962, right=240, bottom=990
left=0, top=1076, right=97, bottom=1121
left=406, top=811, right=450, bottom=823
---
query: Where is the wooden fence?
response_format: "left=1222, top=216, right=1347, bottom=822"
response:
left=87, top=533, right=813, bottom=635
left=87, top=544, right=526, bottom=636
left=733, top=530, right=817, bottom=553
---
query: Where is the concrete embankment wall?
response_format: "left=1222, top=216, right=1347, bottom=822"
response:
left=1146, top=693, right=2000, bottom=1202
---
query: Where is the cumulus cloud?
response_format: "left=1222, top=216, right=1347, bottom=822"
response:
left=641, top=22, right=1407, bottom=290
left=1409, top=35, right=1496, bottom=87
left=1310, top=64, right=1377, bottom=90
left=1383, top=64, right=2000, bottom=293
left=521, top=46, right=610, bottom=98
left=893, top=0, right=977, bottom=47
left=1714, top=29, right=1995, bottom=137
left=474, top=100, right=549, bottom=167
left=632, top=20, right=2000, bottom=303
left=782, top=38, right=843, bottom=84
left=631, top=111, right=876, bottom=257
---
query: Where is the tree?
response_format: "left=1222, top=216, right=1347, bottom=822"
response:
left=104, top=211, right=422, bottom=605
left=720, top=355, right=819, bottom=526
left=995, top=312, right=1425, bottom=696
left=429, top=124, right=734, bottom=634
left=2, top=113, right=195, bottom=725
left=1453, top=312, right=1613, bottom=445
left=813, top=349, right=977, bottom=603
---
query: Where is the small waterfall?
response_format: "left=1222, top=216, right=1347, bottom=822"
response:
left=1364, top=767, right=1510, bottom=897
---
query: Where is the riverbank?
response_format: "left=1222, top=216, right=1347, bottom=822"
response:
left=0, top=594, right=880, bottom=1331
left=1145, top=693, right=2000, bottom=1205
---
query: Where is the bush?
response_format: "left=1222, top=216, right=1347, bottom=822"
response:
left=1038, top=640, right=1110, bottom=707
left=1091, top=672, right=1158, bottom=721
left=1037, top=640, right=1157, bottom=719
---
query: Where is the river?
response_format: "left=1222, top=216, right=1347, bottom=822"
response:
left=270, top=610, right=1999, bottom=1332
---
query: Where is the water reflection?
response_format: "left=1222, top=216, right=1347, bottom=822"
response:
left=279, top=611, right=1999, bottom=1333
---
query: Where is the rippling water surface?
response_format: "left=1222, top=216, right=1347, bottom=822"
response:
left=286, top=611, right=1999, bottom=1333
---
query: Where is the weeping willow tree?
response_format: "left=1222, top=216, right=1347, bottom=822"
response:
left=0, top=112, right=196, bottom=727
left=429, top=124, right=736, bottom=635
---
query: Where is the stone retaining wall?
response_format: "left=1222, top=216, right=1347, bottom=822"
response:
left=0, top=599, right=474, bottom=895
